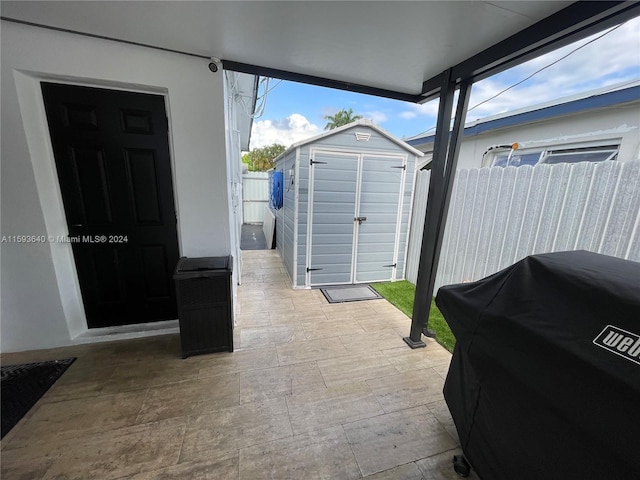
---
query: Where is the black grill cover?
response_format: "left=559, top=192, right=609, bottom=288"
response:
left=436, top=251, right=640, bottom=480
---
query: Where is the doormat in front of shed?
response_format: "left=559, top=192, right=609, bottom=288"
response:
left=320, top=285, right=383, bottom=303
left=1, top=357, right=76, bottom=439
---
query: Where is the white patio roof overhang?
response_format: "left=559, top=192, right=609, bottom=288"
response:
left=3, top=1, right=639, bottom=347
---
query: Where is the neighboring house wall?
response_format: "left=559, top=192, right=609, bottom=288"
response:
left=458, top=104, right=639, bottom=170
left=1, top=21, right=233, bottom=352
left=242, top=172, right=269, bottom=224
left=409, top=92, right=640, bottom=171
left=406, top=160, right=640, bottom=289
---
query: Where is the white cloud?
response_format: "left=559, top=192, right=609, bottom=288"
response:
left=403, top=16, right=640, bottom=124
left=400, top=99, right=439, bottom=120
left=468, top=19, right=640, bottom=117
left=399, top=111, right=418, bottom=120
left=362, top=111, right=388, bottom=124
left=250, top=113, right=321, bottom=149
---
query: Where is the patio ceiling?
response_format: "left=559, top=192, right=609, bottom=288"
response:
left=3, top=1, right=637, bottom=103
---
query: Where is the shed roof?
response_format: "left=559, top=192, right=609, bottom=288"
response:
left=274, top=119, right=424, bottom=164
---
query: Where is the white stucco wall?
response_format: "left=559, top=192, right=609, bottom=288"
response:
left=414, top=102, right=640, bottom=170
left=1, top=21, right=231, bottom=352
left=223, top=71, right=245, bottom=313
left=460, top=104, right=640, bottom=170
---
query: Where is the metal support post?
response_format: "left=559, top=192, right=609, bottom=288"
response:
left=404, top=75, right=473, bottom=348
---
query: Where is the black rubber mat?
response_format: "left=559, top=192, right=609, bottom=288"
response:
left=320, top=285, right=383, bottom=303
left=1, top=358, right=76, bottom=438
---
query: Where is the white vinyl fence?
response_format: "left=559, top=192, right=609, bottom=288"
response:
left=406, top=160, right=640, bottom=290
left=242, top=172, right=269, bottom=224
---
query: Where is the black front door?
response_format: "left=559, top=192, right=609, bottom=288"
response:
left=42, top=83, right=180, bottom=328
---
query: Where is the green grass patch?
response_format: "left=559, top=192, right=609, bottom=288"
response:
left=371, top=280, right=456, bottom=353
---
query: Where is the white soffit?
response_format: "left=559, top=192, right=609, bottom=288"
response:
left=0, top=1, right=573, bottom=96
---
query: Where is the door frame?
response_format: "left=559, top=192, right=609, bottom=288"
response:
left=15, top=71, right=181, bottom=340
left=306, top=147, right=407, bottom=287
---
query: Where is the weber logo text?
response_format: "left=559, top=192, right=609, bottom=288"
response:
left=593, top=325, right=640, bottom=365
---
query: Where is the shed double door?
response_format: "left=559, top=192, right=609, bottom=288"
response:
left=307, top=150, right=406, bottom=286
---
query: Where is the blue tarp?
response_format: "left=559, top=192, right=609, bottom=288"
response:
left=270, top=171, right=283, bottom=210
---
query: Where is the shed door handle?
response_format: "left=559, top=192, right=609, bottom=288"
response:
left=355, top=216, right=367, bottom=224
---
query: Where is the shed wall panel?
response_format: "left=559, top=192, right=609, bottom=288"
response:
left=296, top=149, right=310, bottom=286
left=275, top=151, right=296, bottom=283
left=396, top=157, right=415, bottom=279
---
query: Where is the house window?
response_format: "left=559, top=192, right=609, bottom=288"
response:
left=492, top=153, right=509, bottom=167
left=540, top=145, right=619, bottom=164
left=490, top=142, right=619, bottom=168
left=493, top=151, right=542, bottom=167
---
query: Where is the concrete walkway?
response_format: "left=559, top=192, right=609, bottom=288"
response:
left=240, top=224, right=267, bottom=250
left=1, top=249, right=472, bottom=479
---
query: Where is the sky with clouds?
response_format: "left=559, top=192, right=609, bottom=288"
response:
left=249, top=16, right=640, bottom=150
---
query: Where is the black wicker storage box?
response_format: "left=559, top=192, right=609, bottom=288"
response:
left=174, top=256, right=233, bottom=358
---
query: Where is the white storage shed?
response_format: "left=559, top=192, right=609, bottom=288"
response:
left=274, top=120, right=423, bottom=288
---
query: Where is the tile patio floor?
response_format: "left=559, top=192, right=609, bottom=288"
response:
left=1, top=250, right=478, bottom=479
